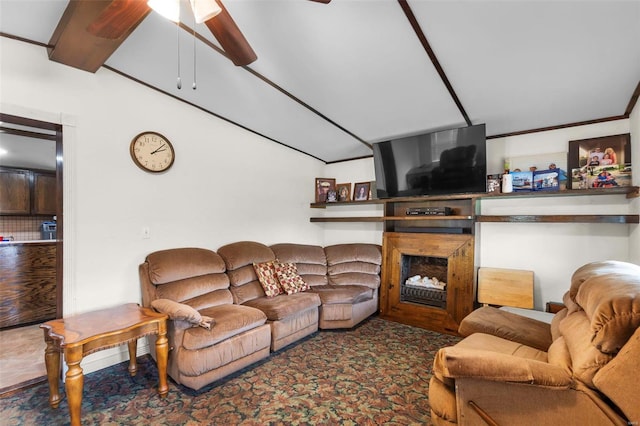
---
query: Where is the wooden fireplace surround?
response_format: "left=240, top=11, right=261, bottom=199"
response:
left=380, top=232, right=475, bottom=335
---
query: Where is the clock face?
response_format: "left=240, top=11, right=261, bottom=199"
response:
left=130, top=132, right=175, bottom=173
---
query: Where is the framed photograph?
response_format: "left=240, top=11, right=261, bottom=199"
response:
left=486, top=174, right=502, bottom=193
left=532, top=169, right=560, bottom=191
left=353, top=181, right=371, bottom=201
left=336, top=183, right=352, bottom=202
left=326, top=190, right=338, bottom=202
left=568, top=134, right=631, bottom=189
left=510, top=171, right=533, bottom=191
left=315, top=178, right=336, bottom=203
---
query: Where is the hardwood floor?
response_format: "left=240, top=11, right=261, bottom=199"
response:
left=0, top=324, right=47, bottom=395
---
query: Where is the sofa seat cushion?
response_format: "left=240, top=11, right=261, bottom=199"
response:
left=433, top=333, right=549, bottom=385
left=310, top=285, right=373, bottom=305
left=244, top=292, right=321, bottom=321
left=182, top=304, right=267, bottom=350
left=455, top=333, right=548, bottom=362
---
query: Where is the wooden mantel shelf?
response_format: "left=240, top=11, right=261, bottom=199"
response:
left=310, top=186, right=639, bottom=225
left=311, top=215, right=473, bottom=223
left=476, top=215, right=639, bottom=224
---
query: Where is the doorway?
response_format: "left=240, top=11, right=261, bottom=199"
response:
left=0, top=113, right=63, bottom=393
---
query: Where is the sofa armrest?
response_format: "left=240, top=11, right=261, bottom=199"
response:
left=458, top=306, right=553, bottom=351
left=434, top=346, right=572, bottom=387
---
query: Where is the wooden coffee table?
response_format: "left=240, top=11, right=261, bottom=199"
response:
left=40, top=303, right=168, bottom=426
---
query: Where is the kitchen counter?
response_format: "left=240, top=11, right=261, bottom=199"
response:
left=0, top=241, right=57, bottom=328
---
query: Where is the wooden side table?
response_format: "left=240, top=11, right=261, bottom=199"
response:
left=40, top=303, right=169, bottom=426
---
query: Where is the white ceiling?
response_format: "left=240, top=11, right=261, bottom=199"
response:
left=1, top=0, right=639, bottom=163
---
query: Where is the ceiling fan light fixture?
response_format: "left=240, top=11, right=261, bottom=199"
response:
left=148, top=0, right=180, bottom=23
left=190, top=0, right=222, bottom=23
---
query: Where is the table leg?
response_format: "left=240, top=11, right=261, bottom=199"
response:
left=64, top=346, right=84, bottom=426
left=127, top=339, right=138, bottom=376
left=155, top=329, right=169, bottom=398
left=43, top=332, right=61, bottom=409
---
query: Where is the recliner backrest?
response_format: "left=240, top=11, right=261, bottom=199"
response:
left=140, top=247, right=232, bottom=310
left=270, top=243, right=328, bottom=287
left=325, top=244, right=382, bottom=289
left=217, top=241, right=274, bottom=304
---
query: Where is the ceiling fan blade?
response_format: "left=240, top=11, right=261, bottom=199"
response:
left=205, top=1, right=257, bottom=66
left=309, top=0, right=332, bottom=3
left=87, top=0, right=151, bottom=39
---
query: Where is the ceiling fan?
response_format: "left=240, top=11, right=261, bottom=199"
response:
left=85, top=0, right=331, bottom=67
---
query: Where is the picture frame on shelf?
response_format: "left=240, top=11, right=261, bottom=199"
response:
left=510, top=171, right=533, bottom=191
left=568, top=134, right=631, bottom=189
left=336, top=183, right=352, bottom=202
left=486, top=174, right=502, bottom=193
left=353, top=182, right=371, bottom=201
left=326, top=190, right=338, bottom=202
left=532, top=169, right=560, bottom=191
left=315, top=178, right=336, bottom=203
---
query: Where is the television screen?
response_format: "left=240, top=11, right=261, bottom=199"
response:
left=373, top=124, right=487, bottom=198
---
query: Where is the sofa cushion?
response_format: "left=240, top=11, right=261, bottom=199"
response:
left=146, top=248, right=226, bottom=285
left=271, top=243, right=328, bottom=287
left=559, top=311, right=614, bottom=388
left=310, top=285, right=373, bottom=305
left=151, top=298, right=214, bottom=329
left=569, top=260, right=640, bottom=302
left=329, top=272, right=380, bottom=289
left=182, top=304, right=267, bottom=350
left=325, top=244, right=382, bottom=290
left=218, top=242, right=275, bottom=304
left=244, top=292, right=321, bottom=321
left=253, top=261, right=283, bottom=297
left=154, top=274, right=231, bottom=304
left=218, top=241, right=275, bottom=272
left=593, top=326, right=640, bottom=423
left=575, top=271, right=640, bottom=354
left=274, top=262, right=309, bottom=294
left=324, top=243, right=382, bottom=266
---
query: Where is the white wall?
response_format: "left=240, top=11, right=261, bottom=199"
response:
left=480, top=119, right=636, bottom=309
left=1, top=37, right=326, bottom=372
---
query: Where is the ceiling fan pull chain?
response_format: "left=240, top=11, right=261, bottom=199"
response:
left=176, top=22, right=182, bottom=90
left=193, top=20, right=197, bottom=90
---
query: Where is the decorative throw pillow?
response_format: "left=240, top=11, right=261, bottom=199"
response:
left=275, top=262, right=309, bottom=295
left=151, top=299, right=215, bottom=329
left=253, top=261, right=283, bottom=297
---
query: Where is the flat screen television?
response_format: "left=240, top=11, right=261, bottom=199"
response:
left=372, top=124, right=487, bottom=198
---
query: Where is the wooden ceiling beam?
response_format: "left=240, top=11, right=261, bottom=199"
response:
left=47, top=0, right=150, bottom=73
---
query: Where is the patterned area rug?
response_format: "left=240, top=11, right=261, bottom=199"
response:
left=1, top=317, right=459, bottom=425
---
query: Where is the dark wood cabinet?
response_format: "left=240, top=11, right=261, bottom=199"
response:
left=0, top=242, right=57, bottom=329
left=0, top=167, right=56, bottom=216
left=33, top=172, right=57, bottom=215
left=0, top=168, right=31, bottom=214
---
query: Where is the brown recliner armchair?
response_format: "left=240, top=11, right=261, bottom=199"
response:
left=429, top=260, right=640, bottom=425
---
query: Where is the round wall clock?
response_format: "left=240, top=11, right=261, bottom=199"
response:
left=130, top=131, right=175, bottom=173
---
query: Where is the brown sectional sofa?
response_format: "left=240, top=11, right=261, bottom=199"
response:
left=139, top=241, right=381, bottom=391
left=429, top=260, right=640, bottom=426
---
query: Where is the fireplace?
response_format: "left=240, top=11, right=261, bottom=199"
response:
left=400, top=255, right=448, bottom=308
left=380, top=232, right=475, bottom=334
